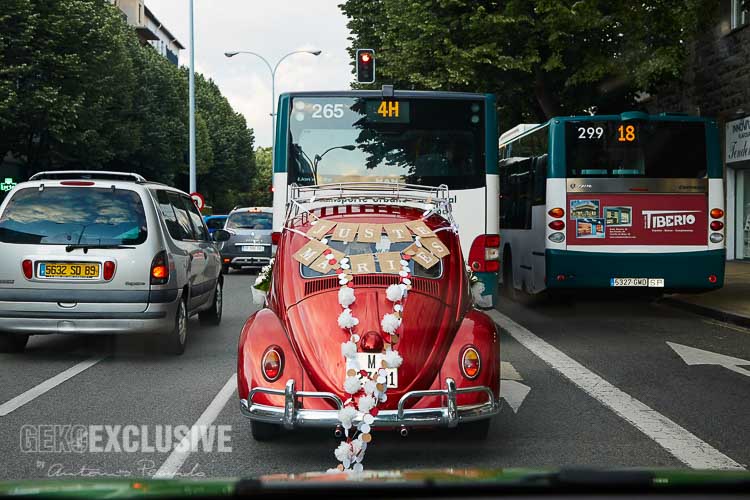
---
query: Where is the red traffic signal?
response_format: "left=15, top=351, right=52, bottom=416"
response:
left=356, top=49, right=375, bottom=83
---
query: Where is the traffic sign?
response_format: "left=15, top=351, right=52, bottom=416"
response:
left=190, top=192, right=205, bottom=211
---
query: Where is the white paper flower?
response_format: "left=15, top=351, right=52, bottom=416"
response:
left=338, top=286, right=356, bottom=308
left=359, top=423, right=371, bottom=434
left=384, top=349, right=403, bottom=368
left=341, top=341, right=358, bottom=359
left=344, top=375, right=362, bottom=394
left=338, top=406, right=357, bottom=429
left=351, top=437, right=364, bottom=456
left=385, top=284, right=404, bottom=302
left=363, top=413, right=375, bottom=425
left=363, top=379, right=377, bottom=395
left=338, top=308, right=359, bottom=329
left=334, top=441, right=352, bottom=464
left=352, top=463, right=364, bottom=473
left=357, top=394, right=376, bottom=413
left=381, top=313, right=401, bottom=334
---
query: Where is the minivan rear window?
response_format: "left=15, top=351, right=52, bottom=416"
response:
left=227, top=212, right=272, bottom=230
left=0, top=187, right=147, bottom=245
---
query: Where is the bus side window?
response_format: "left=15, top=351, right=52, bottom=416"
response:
left=533, top=154, right=547, bottom=205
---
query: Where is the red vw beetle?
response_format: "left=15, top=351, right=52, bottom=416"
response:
left=237, top=184, right=500, bottom=442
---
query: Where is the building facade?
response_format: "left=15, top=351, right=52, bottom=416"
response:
left=110, top=0, right=184, bottom=65
left=649, top=0, right=749, bottom=260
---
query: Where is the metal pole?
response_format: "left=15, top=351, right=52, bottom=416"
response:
left=270, top=71, right=276, bottom=159
left=188, top=0, right=196, bottom=194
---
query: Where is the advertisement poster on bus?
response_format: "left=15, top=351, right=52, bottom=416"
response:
left=566, top=194, right=707, bottom=245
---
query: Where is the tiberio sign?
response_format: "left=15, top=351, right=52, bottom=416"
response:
left=726, top=115, right=750, bottom=164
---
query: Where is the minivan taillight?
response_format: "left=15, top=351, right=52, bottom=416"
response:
left=150, top=251, right=169, bottom=285
left=271, top=231, right=281, bottom=245
left=22, top=260, right=33, bottom=279
left=103, top=261, right=116, bottom=281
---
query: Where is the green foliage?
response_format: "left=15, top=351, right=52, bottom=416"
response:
left=0, top=0, right=256, bottom=212
left=339, top=0, right=714, bottom=127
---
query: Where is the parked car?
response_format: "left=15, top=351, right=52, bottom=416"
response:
left=0, top=170, right=225, bottom=354
left=216, top=207, right=273, bottom=273
left=203, top=215, right=228, bottom=236
left=237, top=184, right=500, bottom=441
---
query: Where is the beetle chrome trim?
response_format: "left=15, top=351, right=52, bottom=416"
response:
left=240, top=377, right=498, bottom=429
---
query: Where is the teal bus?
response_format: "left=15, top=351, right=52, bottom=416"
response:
left=498, top=112, right=726, bottom=294
left=271, top=90, right=500, bottom=306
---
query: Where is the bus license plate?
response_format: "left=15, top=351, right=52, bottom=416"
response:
left=610, top=278, right=664, bottom=287
left=356, top=353, right=398, bottom=388
left=39, top=262, right=100, bottom=279
left=241, top=245, right=264, bottom=252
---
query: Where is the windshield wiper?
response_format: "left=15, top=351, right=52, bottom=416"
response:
left=65, top=244, right=135, bottom=253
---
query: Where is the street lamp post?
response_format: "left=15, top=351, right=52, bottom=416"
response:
left=224, top=50, right=322, bottom=149
left=188, top=0, right=196, bottom=194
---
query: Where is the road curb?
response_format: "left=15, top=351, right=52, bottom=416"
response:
left=660, top=296, right=750, bottom=329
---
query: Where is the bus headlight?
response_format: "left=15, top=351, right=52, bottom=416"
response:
left=548, top=232, right=565, bottom=243
left=710, top=233, right=724, bottom=243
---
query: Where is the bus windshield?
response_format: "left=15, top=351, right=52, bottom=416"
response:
left=287, top=97, right=485, bottom=189
left=565, top=120, right=707, bottom=178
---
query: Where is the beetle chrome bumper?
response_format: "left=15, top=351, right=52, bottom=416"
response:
left=240, top=378, right=499, bottom=429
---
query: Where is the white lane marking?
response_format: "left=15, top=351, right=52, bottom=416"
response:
left=668, top=342, right=750, bottom=378
left=500, top=361, right=523, bottom=381
left=488, top=310, right=745, bottom=471
left=0, top=356, right=105, bottom=417
left=153, top=374, right=237, bottom=478
left=500, top=380, right=531, bottom=414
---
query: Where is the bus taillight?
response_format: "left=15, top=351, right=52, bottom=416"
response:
left=548, top=207, right=565, bottom=218
left=710, top=221, right=724, bottom=231
left=548, top=220, right=565, bottom=231
left=710, top=208, right=724, bottom=219
left=469, top=234, right=500, bottom=273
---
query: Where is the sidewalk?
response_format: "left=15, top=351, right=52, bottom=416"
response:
left=663, top=261, right=750, bottom=327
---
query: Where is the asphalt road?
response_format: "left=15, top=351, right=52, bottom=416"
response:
left=0, top=274, right=748, bottom=480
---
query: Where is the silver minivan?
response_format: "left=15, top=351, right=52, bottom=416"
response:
left=0, top=171, right=224, bottom=354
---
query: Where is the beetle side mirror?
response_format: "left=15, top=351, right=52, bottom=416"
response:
left=213, top=229, right=231, bottom=242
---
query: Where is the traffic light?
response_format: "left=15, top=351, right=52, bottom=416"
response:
left=356, top=49, right=375, bottom=83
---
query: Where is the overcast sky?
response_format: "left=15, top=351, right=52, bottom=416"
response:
left=148, top=0, right=354, bottom=147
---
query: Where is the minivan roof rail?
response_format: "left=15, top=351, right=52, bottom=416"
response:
left=29, top=171, right=147, bottom=183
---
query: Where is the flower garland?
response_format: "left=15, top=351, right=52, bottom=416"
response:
left=329, top=251, right=411, bottom=473
left=251, top=259, right=274, bottom=306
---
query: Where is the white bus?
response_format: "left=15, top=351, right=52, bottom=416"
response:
left=271, top=89, right=501, bottom=306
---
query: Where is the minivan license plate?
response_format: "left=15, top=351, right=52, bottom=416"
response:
left=241, top=245, right=264, bottom=252
left=39, top=262, right=100, bottom=279
left=356, top=353, right=398, bottom=388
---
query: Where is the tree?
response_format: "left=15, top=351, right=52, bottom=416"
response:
left=0, top=0, right=257, bottom=212
left=339, top=0, right=715, bottom=127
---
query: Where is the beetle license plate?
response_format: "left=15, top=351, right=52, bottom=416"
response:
left=356, top=353, right=398, bottom=388
left=241, top=245, right=264, bottom=252
left=610, top=278, right=664, bottom=287
left=38, top=262, right=100, bottom=279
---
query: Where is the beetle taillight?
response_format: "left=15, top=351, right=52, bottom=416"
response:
left=460, top=346, right=481, bottom=380
left=262, top=346, right=284, bottom=382
left=22, top=260, right=33, bottom=279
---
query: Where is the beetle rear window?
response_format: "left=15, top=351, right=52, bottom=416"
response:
left=300, top=238, right=442, bottom=279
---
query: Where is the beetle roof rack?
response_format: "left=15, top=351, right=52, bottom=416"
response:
left=29, top=171, right=147, bottom=183
left=286, top=182, right=455, bottom=226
